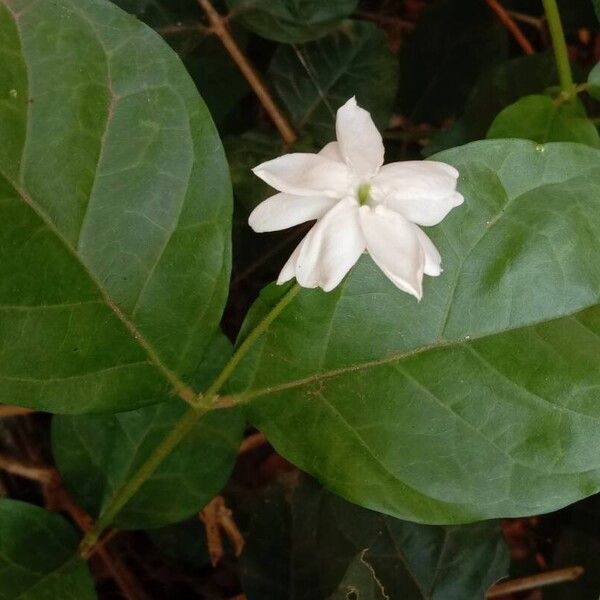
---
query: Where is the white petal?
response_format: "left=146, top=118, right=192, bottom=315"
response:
left=253, top=153, right=349, bottom=197
left=249, top=193, right=337, bottom=232
left=359, top=204, right=425, bottom=300
left=277, top=237, right=304, bottom=285
left=335, top=97, right=384, bottom=179
left=372, top=160, right=463, bottom=226
left=294, top=198, right=365, bottom=292
left=318, top=141, right=344, bottom=162
left=415, top=227, right=442, bottom=276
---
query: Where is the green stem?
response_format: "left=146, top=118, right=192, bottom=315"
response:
left=79, top=283, right=301, bottom=555
left=542, top=0, right=574, bottom=99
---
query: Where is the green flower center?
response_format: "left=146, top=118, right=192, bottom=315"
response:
left=357, top=183, right=371, bottom=205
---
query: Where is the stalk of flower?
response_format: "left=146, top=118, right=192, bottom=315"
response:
left=249, top=97, right=464, bottom=299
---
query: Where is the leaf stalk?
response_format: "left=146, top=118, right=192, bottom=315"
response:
left=79, top=283, right=301, bottom=555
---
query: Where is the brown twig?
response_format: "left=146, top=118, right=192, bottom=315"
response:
left=44, top=474, right=149, bottom=600
left=0, top=452, right=55, bottom=483
left=200, top=496, right=245, bottom=566
left=197, top=0, right=297, bottom=144
left=486, top=0, right=535, bottom=55
left=200, top=497, right=224, bottom=567
left=508, top=10, right=545, bottom=31
left=238, top=432, right=268, bottom=455
left=486, top=566, right=585, bottom=597
left=157, top=23, right=210, bottom=37
left=0, top=405, right=34, bottom=417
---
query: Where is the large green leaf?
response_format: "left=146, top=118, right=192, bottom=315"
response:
left=0, top=0, right=231, bottom=414
left=487, top=95, right=599, bottom=147
left=226, top=0, right=358, bottom=43
left=269, top=20, right=398, bottom=145
left=397, top=0, right=508, bottom=123
left=52, top=334, right=244, bottom=529
left=231, top=139, right=600, bottom=524
left=240, top=478, right=508, bottom=599
left=0, top=499, right=96, bottom=599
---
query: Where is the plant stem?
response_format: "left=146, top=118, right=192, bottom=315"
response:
left=542, top=0, right=575, bottom=98
left=79, top=283, right=301, bottom=555
left=197, top=0, right=297, bottom=144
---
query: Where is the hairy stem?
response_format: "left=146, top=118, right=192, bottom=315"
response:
left=79, top=283, right=301, bottom=555
left=542, top=0, right=574, bottom=98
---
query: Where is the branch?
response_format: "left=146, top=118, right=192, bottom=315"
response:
left=487, top=566, right=585, bottom=597
left=0, top=452, right=55, bottom=483
left=0, top=405, right=34, bottom=417
left=196, top=0, right=297, bottom=144
left=486, top=0, right=535, bottom=55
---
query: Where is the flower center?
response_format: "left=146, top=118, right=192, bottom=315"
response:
left=357, top=183, right=371, bottom=206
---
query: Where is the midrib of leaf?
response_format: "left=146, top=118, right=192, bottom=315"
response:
left=3, top=2, right=197, bottom=404
left=14, top=555, right=83, bottom=600
left=236, top=301, right=600, bottom=409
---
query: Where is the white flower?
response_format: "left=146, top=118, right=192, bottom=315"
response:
left=248, top=97, right=463, bottom=299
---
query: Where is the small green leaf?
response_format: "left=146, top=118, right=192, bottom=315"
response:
left=426, top=53, right=559, bottom=155
left=0, top=0, right=232, bottom=414
left=52, top=334, right=244, bottom=529
left=269, top=20, right=398, bottom=145
left=588, top=62, right=600, bottom=100
left=226, top=0, right=358, bottom=43
left=487, top=95, right=599, bottom=147
left=240, top=478, right=508, bottom=599
left=0, top=499, right=96, bottom=599
left=397, top=0, right=508, bottom=123
left=232, top=140, right=600, bottom=523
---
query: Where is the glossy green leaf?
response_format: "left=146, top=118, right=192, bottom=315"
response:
left=487, top=95, right=599, bottom=147
left=226, top=0, right=358, bottom=43
left=588, top=62, right=600, bottom=100
left=0, top=0, right=231, bottom=414
left=426, top=53, right=559, bottom=155
left=0, top=499, right=96, bottom=599
left=269, top=20, right=398, bottom=145
left=397, top=0, right=508, bottom=123
left=232, top=139, right=600, bottom=524
left=52, top=334, right=244, bottom=529
left=241, top=478, right=508, bottom=599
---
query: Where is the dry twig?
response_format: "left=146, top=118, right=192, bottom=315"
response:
left=486, top=0, right=535, bottom=55
left=487, top=566, right=585, bottom=597
left=197, top=0, right=297, bottom=144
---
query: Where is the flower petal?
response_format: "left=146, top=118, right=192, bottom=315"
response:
left=277, top=237, right=304, bottom=285
left=318, top=141, right=344, bottom=162
left=335, top=97, right=384, bottom=179
left=415, top=227, right=442, bottom=276
left=253, top=153, right=349, bottom=197
left=249, top=193, right=337, bottom=232
left=359, top=204, right=425, bottom=299
left=293, top=198, right=365, bottom=292
left=372, top=160, right=463, bottom=226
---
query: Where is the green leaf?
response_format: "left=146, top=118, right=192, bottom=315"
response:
left=487, top=95, right=599, bottom=147
left=52, top=334, right=244, bottom=529
left=397, top=0, right=508, bottom=123
left=426, top=53, right=559, bottom=155
left=269, top=20, right=398, bottom=145
left=241, top=477, right=508, bottom=599
left=0, top=499, right=96, bottom=599
left=232, top=139, right=600, bottom=523
left=226, top=0, right=358, bottom=43
left=327, top=552, right=387, bottom=600
left=588, top=62, right=600, bottom=100
left=0, top=0, right=232, bottom=414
